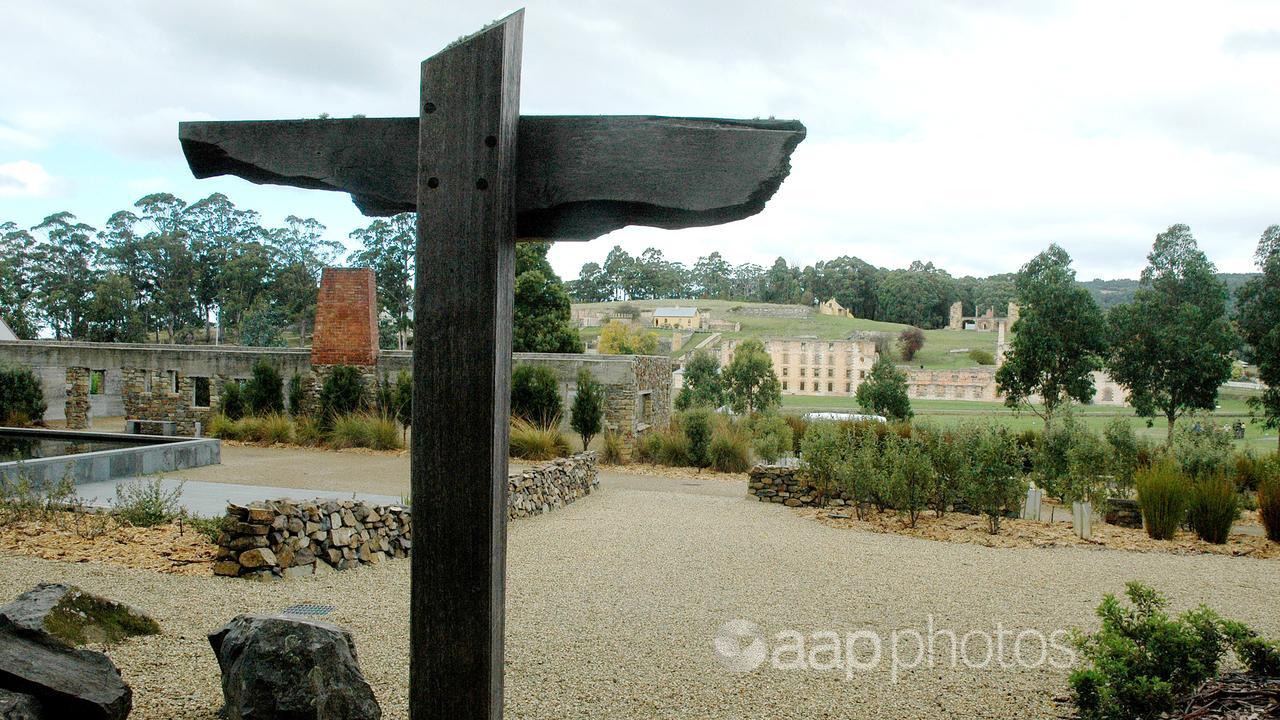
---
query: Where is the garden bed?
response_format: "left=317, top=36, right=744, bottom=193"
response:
left=800, top=506, right=1280, bottom=559
left=0, top=512, right=217, bottom=574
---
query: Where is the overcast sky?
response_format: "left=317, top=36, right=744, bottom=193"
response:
left=2, top=0, right=1278, bottom=282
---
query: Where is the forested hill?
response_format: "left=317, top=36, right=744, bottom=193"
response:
left=1080, top=274, right=1258, bottom=310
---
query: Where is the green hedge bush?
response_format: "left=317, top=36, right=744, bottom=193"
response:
left=1186, top=475, right=1238, bottom=544
left=511, top=365, right=561, bottom=426
left=0, top=366, right=46, bottom=426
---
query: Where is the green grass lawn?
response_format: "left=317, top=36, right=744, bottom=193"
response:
left=911, top=329, right=1000, bottom=369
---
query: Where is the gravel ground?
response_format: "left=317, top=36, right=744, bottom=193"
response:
left=3, top=473, right=1278, bottom=719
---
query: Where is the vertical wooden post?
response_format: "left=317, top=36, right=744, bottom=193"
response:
left=411, top=10, right=522, bottom=720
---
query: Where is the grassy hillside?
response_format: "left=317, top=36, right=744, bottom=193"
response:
left=573, top=299, right=998, bottom=369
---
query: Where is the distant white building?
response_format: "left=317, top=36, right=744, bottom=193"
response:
left=0, top=317, right=16, bottom=341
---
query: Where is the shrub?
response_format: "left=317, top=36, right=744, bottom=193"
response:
left=1065, top=428, right=1111, bottom=507
left=570, top=369, right=604, bottom=452
left=968, top=348, right=995, bottom=365
left=0, top=366, right=46, bottom=426
left=287, top=374, right=306, bottom=416
left=800, top=422, right=846, bottom=497
left=637, top=430, right=664, bottom=463
left=963, top=426, right=1026, bottom=534
left=391, top=371, right=413, bottom=433
left=681, top=409, right=714, bottom=468
left=916, top=424, right=966, bottom=518
left=887, top=437, right=934, bottom=527
left=600, top=430, right=624, bottom=465
left=1070, top=582, right=1230, bottom=720
left=364, top=414, right=402, bottom=451
left=1186, top=475, right=1238, bottom=544
left=1103, top=418, right=1142, bottom=495
left=508, top=417, right=570, bottom=461
left=749, top=413, right=793, bottom=464
left=655, top=427, right=692, bottom=466
left=897, top=326, right=925, bottom=361
left=294, top=415, right=324, bottom=447
left=219, top=381, right=245, bottom=420
left=1135, top=459, right=1190, bottom=541
left=207, top=413, right=238, bottom=440
left=783, top=414, right=808, bottom=454
left=319, top=365, right=368, bottom=422
left=113, top=478, right=184, bottom=527
left=243, top=360, right=284, bottom=415
left=1233, top=452, right=1268, bottom=492
left=511, top=365, right=561, bottom=425
left=1172, top=423, right=1234, bottom=481
left=1260, top=476, right=1280, bottom=543
left=708, top=427, right=752, bottom=473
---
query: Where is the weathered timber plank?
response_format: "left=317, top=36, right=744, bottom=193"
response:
left=410, top=10, right=520, bottom=720
left=178, top=115, right=805, bottom=240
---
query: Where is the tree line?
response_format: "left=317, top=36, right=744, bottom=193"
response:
left=566, top=245, right=1257, bottom=329
left=0, top=194, right=582, bottom=354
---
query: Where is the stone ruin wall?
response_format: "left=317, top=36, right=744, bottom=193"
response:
left=216, top=453, right=598, bottom=580
left=121, top=367, right=223, bottom=436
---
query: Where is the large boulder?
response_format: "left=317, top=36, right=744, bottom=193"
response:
left=0, top=689, right=45, bottom=720
left=209, top=615, right=381, bottom=720
left=0, top=620, right=131, bottom=720
left=0, top=584, right=158, bottom=646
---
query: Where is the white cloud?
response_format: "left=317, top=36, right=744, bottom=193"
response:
left=0, top=161, right=53, bottom=197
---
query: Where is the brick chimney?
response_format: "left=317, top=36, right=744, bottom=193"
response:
left=311, top=268, right=380, bottom=366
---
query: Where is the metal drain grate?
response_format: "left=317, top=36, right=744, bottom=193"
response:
left=281, top=603, right=336, bottom=617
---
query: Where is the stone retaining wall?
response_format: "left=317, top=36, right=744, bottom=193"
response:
left=213, top=499, right=411, bottom=580
left=748, top=465, right=854, bottom=507
left=508, top=452, right=599, bottom=518
left=215, top=453, right=599, bottom=580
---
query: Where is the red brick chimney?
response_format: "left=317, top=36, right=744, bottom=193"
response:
left=311, top=268, right=380, bottom=366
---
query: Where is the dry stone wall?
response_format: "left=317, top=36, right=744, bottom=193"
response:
left=748, top=465, right=856, bottom=507
left=214, top=499, right=412, bottom=580
left=215, top=453, right=598, bottom=580
left=63, top=367, right=90, bottom=429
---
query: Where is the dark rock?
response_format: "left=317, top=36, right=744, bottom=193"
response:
left=209, top=614, right=381, bottom=720
left=179, top=115, right=805, bottom=240
left=0, top=620, right=131, bottom=720
left=0, top=689, right=45, bottom=720
left=0, top=583, right=158, bottom=647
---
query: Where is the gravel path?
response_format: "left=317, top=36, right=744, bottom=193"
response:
left=3, top=473, right=1278, bottom=719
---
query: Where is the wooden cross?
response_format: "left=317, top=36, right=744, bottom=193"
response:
left=179, top=11, right=804, bottom=719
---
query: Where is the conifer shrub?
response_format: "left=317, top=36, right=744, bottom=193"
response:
left=0, top=365, right=46, bottom=426
left=1135, top=459, right=1190, bottom=541
left=219, top=381, right=245, bottom=420
left=287, top=373, right=306, bottom=416
left=1185, top=474, right=1238, bottom=544
left=243, top=360, right=284, bottom=415
left=510, top=365, right=561, bottom=426
left=319, top=365, right=368, bottom=423
left=680, top=409, right=714, bottom=468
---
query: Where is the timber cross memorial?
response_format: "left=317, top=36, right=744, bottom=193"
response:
left=178, top=10, right=804, bottom=719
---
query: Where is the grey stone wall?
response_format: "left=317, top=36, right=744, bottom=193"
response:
left=215, top=453, right=598, bottom=580
left=1, top=341, right=670, bottom=448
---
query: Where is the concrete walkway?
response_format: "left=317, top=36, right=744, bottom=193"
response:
left=74, top=477, right=403, bottom=518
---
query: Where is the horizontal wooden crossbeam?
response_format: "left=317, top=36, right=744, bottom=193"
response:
left=179, top=115, right=805, bottom=240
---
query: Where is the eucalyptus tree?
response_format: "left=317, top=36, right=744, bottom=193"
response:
left=349, top=213, right=416, bottom=349
left=31, top=212, right=100, bottom=339
left=1107, top=225, right=1237, bottom=443
left=1236, top=225, right=1280, bottom=449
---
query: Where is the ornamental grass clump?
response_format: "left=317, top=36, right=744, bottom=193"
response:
left=1185, top=474, right=1238, bottom=544
left=508, top=417, right=569, bottom=461
left=207, top=413, right=238, bottom=440
left=1260, top=475, right=1280, bottom=543
left=257, top=412, right=295, bottom=445
left=1135, top=459, right=1190, bottom=541
left=600, top=430, right=624, bottom=465
left=708, top=426, right=752, bottom=473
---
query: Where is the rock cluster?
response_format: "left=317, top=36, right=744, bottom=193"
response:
left=748, top=466, right=848, bottom=507
left=508, top=452, right=599, bottom=518
left=0, top=584, right=152, bottom=720
left=214, top=500, right=410, bottom=581
left=209, top=614, right=381, bottom=720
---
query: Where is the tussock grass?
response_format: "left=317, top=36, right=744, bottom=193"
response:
left=509, top=417, right=570, bottom=461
